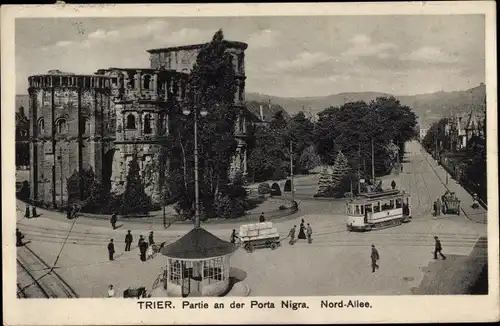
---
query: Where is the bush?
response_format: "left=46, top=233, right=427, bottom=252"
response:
left=278, top=205, right=287, bottom=210
left=258, top=183, right=271, bottom=195
left=17, top=181, right=30, bottom=201
left=214, top=195, right=245, bottom=219
left=271, top=182, right=282, bottom=196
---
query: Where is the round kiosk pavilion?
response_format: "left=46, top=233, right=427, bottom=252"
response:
left=160, top=228, right=237, bottom=297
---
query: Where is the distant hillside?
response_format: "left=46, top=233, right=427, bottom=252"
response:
left=245, top=100, right=290, bottom=122
left=246, top=83, right=486, bottom=129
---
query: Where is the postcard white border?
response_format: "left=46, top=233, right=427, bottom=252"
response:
left=2, top=2, right=499, bottom=325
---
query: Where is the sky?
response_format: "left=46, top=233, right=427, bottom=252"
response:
left=15, top=15, right=485, bottom=98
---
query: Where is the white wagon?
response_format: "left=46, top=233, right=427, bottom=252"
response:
left=238, top=222, right=281, bottom=253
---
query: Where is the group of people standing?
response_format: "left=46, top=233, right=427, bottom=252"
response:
left=23, top=204, right=37, bottom=219
left=107, top=213, right=157, bottom=262
left=288, top=219, right=313, bottom=245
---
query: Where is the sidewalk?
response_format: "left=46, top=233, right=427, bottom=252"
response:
left=420, top=150, right=487, bottom=224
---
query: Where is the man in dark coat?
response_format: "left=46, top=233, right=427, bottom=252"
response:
left=125, top=230, right=133, bottom=252
left=434, top=236, right=446, bottom=260
left=110, top=213, right=117, bottom=230
left=108, top=239, right=115, bottom=261
left=16, top=228, right=24, bottom=247
left=371, top=244, right=380, bottom=273
left=139, top=238, right=148, bottom=262
left=138, top=235, right=145, bottom=247
left=148, top=231, right=155, bottom=246
left=25, top=205, right=30, bottom=219
left=391, top=180, right=396, bottom=190
left=230, top=229, right=237, bottom=244
left=259, top=213, right=265, bottom=223
left=66, top=205, right=72, bottom=219
left=31, top=206, right=37, bottom=218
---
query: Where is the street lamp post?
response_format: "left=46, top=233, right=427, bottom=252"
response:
left=183, top=99, right=208, bottom=229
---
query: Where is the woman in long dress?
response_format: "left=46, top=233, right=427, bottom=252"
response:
left=298, top=219, right=307, bottom=240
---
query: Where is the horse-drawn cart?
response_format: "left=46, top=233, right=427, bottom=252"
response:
left=442, top=192, right=461, bottom=215
left=238, top=222, right=281, bottom=253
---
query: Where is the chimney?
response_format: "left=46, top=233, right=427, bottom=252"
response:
left=259, top=105, right=264, bottom=121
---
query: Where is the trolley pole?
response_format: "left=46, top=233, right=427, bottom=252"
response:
left=290, top=140, right=295, bottom=202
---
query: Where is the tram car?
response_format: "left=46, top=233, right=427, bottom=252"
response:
left=346, top=189, right=411, bottom=232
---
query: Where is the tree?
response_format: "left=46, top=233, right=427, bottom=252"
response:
left=248, top=125, right=288, bottom=182
left=330, top=151, right=351, bottom=194
left=299, top=144, right=321, bottom=173
left=315, top=165, right=334, bottom=197
left=120, top=154, right=152, bottom=215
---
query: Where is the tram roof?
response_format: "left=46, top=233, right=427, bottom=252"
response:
left=348, top=189, right=410, bottom=204
left=161, top=227, right=237, bottom=260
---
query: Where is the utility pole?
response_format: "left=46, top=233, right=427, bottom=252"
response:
left=59, top=147, right=63, bottom=209
left=371, top=138, right=375, bottom=184
left=357, top=143, right=361, bottom=194
left=435, top=129, right=438, bottom=162
left=194, top=108, right=200, bottom=228
left=290, top=140, right=295, bottom=202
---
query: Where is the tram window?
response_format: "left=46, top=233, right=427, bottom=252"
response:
left=355, top=205, right=360, bottom=214
left=389, top=200, right=395, bottom=209
left=374, top=202, right=381, bottom=213
left=365, top=205, right=372, bottom=213
left=396, top=199, right=402, bottom=208
left=361, top=205, right=364, bottom=214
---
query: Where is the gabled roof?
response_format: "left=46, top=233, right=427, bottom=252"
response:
left=161, top=228, right=236, bottom=259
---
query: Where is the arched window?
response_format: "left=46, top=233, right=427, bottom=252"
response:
left=126, top=114, right=136, bottom=129
left=143, top=75, right=151, bottom=90
left=56, top=119, right=68, bottom=134
left=144, top=114, right=152, bottom=134
left=38, top=118, right=45, bottom=136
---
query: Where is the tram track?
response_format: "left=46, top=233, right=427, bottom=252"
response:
left=16, top=246, right=79, bottom=298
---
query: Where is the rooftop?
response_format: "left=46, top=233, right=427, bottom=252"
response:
left=147, top=40, right=248, bottom=54
left=161, top=227, right=237, bottom=260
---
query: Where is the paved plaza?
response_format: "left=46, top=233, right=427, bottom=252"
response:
left=15, top=141, right=488, bottom=297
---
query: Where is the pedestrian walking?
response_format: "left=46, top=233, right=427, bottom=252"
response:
left=230, top=229, right=237, bottom=244
left=139, top=238, right=148, bottom=262
left=259, top=212, right=265, bottom=223
left=108, top=239, right=115, bottom=261
left=436, top=198, right=442, bottom=216
left=25, top=204, right=30, bottom=219
left=148, top=231, right=155, bottom=246
left=125, top=230, right=133, bottom=252
left=306, top=223, right=313, bottom=244
left=110, top=213, right=117, bottom=230
left=298, top=219, right=307, bottom=240
left=16, top=228, right=25, bottom=247
left=391, top=180, right=396, bottom=190
left=146, top=244, right=154, bottom=260
left=371, top=244, right=380, bottom=273
left=31, top=206, right=37, bottom=218
left=434, top=236, right=446, bottom=260
left=433, top=201, right=437, bottom=216
left=401, top=165, right=404, bottom=172
left=288, top=225, right=296, bottom=245
left=66, top=205, right=72, bottom=219
left=108, top=284, right=115, bottom=298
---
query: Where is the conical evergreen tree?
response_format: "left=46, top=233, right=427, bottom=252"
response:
left=315, top=165, right=334, bottom=196
left=330, top=151, right=351, bottom=190
left=120, top=154, right=152, bottom=215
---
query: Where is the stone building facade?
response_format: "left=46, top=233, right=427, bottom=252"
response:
left=29, top=40, right=249, bottom=207
left=28, top=70, right=111, bottom=206
left=147, top=41, right=250, bottom=177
